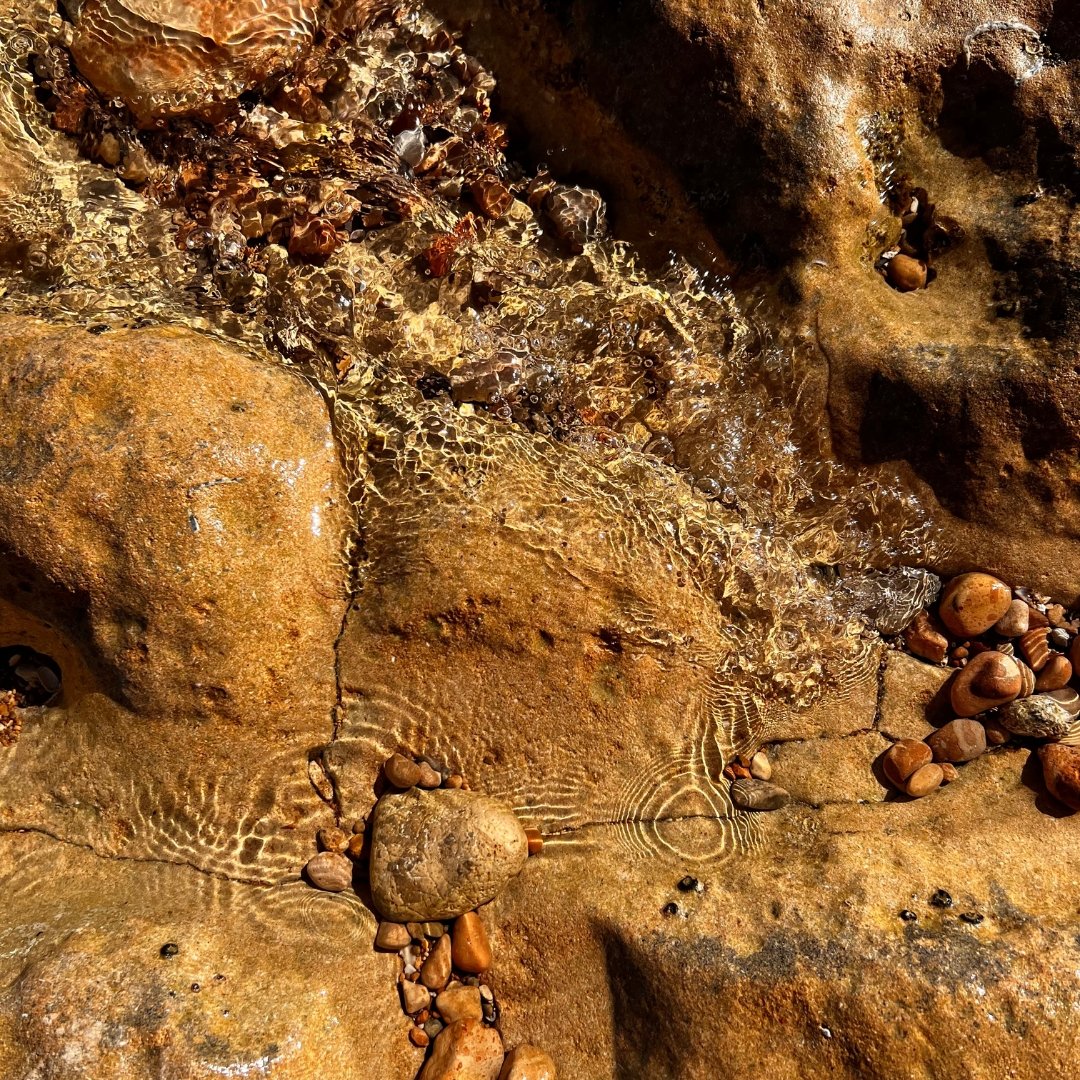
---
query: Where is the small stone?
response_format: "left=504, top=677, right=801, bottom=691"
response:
left=993, top=599, right=1030, bottom=638
left=346, top=832, right=368, bottom=860
left=882, top=739, right=933, bottom=788
left=960, top=912, right=984, bottom=925
left=407, top=923, right=427, bottom=941
left=925, top=719, right=987, bottom=763
left=983, top=720, right=1011, bottom=746
left=1040, top=743, right=1080, bottom=810
left=479, top=985, right=493, bottom=1002
left=1036, top=654, right=1072, bottom=691
left=424, top=1018, right=446, bottom=1040
left=904, top=763, right=944, bottom=798
left=1051, top=627, right=1072, bottom=651
left=939, top=762, right=958, bottom=783
left=417, top=761, right=444, bottom=789
left=410, top=1028, right=430, bottom=1049
left=749, top=750, right=773, bottom=780
left=423, top=922, right=445, bottom=939
left=421, top=933, right=453, bottom=991
left=420, top=1019, right=505, bottom=1080
left=451, top=911, right=492, bottom=974
left=997, top=694, right=1073, bottom=739
left=662, top=901, right=680, bottom=916
left=903, top=611, right=948, bottom=664
left=730, top=778, right=790, bottom=811
left=500, top=1045, right=558, bottom=1080
left=1050, top=687, right=1080, bottom=718
left=930, top=889, right=953, bottom=908
left=899, top=910, right=918, bottom=922
left=303, top=851, right=352, bottom=892
left=446, top=774, right=465, bottom=789
left=886, top=253, right=927, bottom=291
left=384, top=753, right=422, bottom=789
left=938, top=573, right=1012, bottom=638
left=524, top=828, right=544, bottom=855
left=317, top=826, right=349, bottom=853
left=436, top=984, right=483, bottom=1023
left=1019, top=628, right=1051, bottom=672
left=1048, top=604, right=1070, bottom=629
left=376, top=922, right=412, bottom=951
left=1028, top=606, right=1051, bottom=629
left=950, top=650, right=1022, bottom=716
left=402, top=979, right=432, bottom=1015
left=677, top=876, right=701, bottom=892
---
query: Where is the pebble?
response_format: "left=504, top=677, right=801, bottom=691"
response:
left=410, top=1028, right=430, bottom=1048
left=938, top=573, right=1012, bottom=638
left=1035, top=655, right=1072, bottom=691
left=376, top=921, right=412, bottom=951
left=421, top=934, right=453, bottom=991
left=903, top=611, right=948, bottom=664
left=749, top=750, right=773, bottom=780
left=993, top=599, right=1030, bottom=638
left=384, top=753, right=422, bottom=789
left=997, top=694, right=1073, bottom=740
left=1039, top=744, right=1080, bottom=810
left=886, top=253, right=927, bottom=291
left=1019, top=628, right=1051, bottom=672
left=347, top=832, right=368, bottom=860
left=369, top=789, right=528, bottom=921
left=407, top=922, right=427, bottom=941
left=939, top=762, right=959, bottom=783
left=452, top=912, right=492, bottom=974
left=930, top=889, right=953, bottom=908
left=317, top=827, right=349, bottom=853
left=729, top=778, right=790, bottom=811
left=1050, top=687, right=1080, bottom=718
left=882, top=739, right=932, bottom=788
left=425, top=1018, right=446, bottom=1040
left=446, top=774, right=465, bottom=789
left=724, top=763, right=751, bottom=780
left=424, top=922, right=445, bottom=938
left=1051, top=627, right=1072, bottom=650
left=524, top=828, right=544, bottom=855
left=904, top=763, right=944, bottom=798
left=419, top=1019, right=505, bottom=1080
left=436, top=984, right=483, bottom=1023
left=899, top=909, right=918, bottom=922
left=950, top=651, right=1022, bottom=716
left=677, top=876, right=702, bottom=893
left=1016, top=660, right=1036, bottom=698
left=926, top=719, right=987, bottom=763
left=961, top=912, right=984, bottom=925
left=500, top=1045, right=558, bottom=1080
left=983, top=720, right=1011, bottom=746
left=303, top=851, right=353, bottom=892
left=401, top=979, right=432, bottom=1015
left=417, top=762, right=443, bottom=789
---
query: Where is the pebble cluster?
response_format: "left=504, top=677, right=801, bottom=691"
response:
left=723, top=750, right=790, bottom=811
left=303, top=751, right=554, bottom=1080
left=892, top=571, right=1080, bottom=806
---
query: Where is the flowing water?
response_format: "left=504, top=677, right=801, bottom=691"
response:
left=0, top=0, right=940, bottom=873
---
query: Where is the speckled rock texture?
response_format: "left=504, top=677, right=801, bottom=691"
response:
left=369, top=788, right=528, bottom=921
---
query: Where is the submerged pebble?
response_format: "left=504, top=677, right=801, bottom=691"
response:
left=451, top=912, right=492, bottom=974
left=938, top=573, right=1012, bottom=637
left=420, top=1019, right=504, bottom=1080
left=304, top=850, right=352, bottom=892
left=420, top=933, right=453, bottom=991
left=436, top=984, right=483, bottom=1023
left=730, top=778, right=789, bottom=811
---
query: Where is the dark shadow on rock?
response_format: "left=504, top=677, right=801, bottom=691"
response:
left=1019, top=745, right=1077, bottom=818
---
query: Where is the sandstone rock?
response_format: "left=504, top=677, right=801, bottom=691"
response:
left=377, top=922, right=412, bottom=951
left=938, top=574, right=1013, bottom=638
left=1035, top=655, right=1072, bottom=692
left=421, top=933, right=453, bottom=991
left=994, top=600, right=1030, bottom=638
left=939, top=762, right=958, bottom=783
left=385, top=753, right=422, bottom=789
left=886, top=254, right=926, bottom=292
left=903, top=611, right=948, bottom=664
left=452, top=912, right=492, bottom=974
left=369, top=789, right=528, bottom=921
left=903, top=763, right=943, bottom=798
left=879, top=652, right=948, bottom=741
left=500, top=1045, right=557, bottom=1080
left=436, top=984, right=483, bottom=1023
left=418, top=761, right=444, bottom=789
left=882, top=739, right=932, bottom=789
left=304, top=851, right=353, bottom=892
left=420, top=1019, right=505, bottom=1080
left=65, top=0, right=321, bottom=124
left=771, top=732, right=889, bottom=807
left=402, top=979, right=431, bottom=1015
left=729, top=778, right=790, bottom=811
left=748, top=750, right=772, bottom=781
left=950, top=652, right=1022, bottom=717
left=925, top=720, right=986, bottom=764
left=1039, top=744, right=1080, bottom=811
left=318, top=827, right=349, bottom=853
left=997, top=695, right=1073, bottom=741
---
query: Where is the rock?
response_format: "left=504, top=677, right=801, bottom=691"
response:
left=1039, top=744, right=1080, bottom=811
left=925, top=719, right=987, bottom=764
left=994, top=599, right=1030, bottom=638
left=1016, top=660, right=1036, bottom=698
left=903, top=763, right=943, bottom=798
left=65, top=0, right=321, bottom=124
left=369, top=789, right=528, bottom=921
left=419, top=1019, right=505, bottom=1080
left=1020, top=628, right=1052, bottom=672
left=424, top=922, right=446, bottom=939
left=318, top=827, right=349, bottom=853
left=411, top=1028, right=431, bottom=1048
left=749, top=750, right=772, bottom=780
left=500, top=1045, right=558, bottom=1080
left=425, top=1017, right=446, bottom=1040
left=950, top=651, right=1022, bottom=717
left=1071, top=635, right=1080, bottom=672
left=939, top=763, right=959, bottom=783
left=542, top=185, right=606, bottom=252
left=407, top=922, right=428, bottom=941
left=417, top=761, right=444, bottom=789
left=997, top=695, right=1073, bottom=740
left=1035, top=655, right=1073, bottom=692
left=886, top=254, right=927, bottom=292
left=402, top=979, right=431, bottom=1015
left=452, top=912, right=492, bottom=974
left=376, top=922, right=412, bottom=951
left=729, top=778, right=790, bottom=811
left=770, top=733, right=889, bottom=807
left=304, top=851, right=353, bottom=892
left=421, top=934, right=453, bottom=991
left=882, top=739, right=932, bottom=789
left=903, top=611, right=948, bottom=664
left=983, top=720, right=1012, bottom=747
left=436, top=984, right=483, bottom=1023
left=879, top=652, right=948, bottom=740
left=1050, top=688, right=1080, bottom=719
left=937, top=574, right=1013, bottom=638
left=524, top=828, right=545, bottom=855
left=384, top=753, right=422, bottom=789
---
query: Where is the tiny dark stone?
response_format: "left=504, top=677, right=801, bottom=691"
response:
left=961, top=912, right=984, bottom=925
left=160, top=942, right=179, bottom=958
left=899, top=910, right=918, bottom=922
left=662, top=902, right=680, bottom=916
left=191, top=983, right=201, bottom=992
left=930, top=889, right=953, bottom=909
left=677, top=876, right=700, bottom=892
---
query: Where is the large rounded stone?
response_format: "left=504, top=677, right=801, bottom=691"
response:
left=369, top=789, right=528, bottom=921
left=420, top=1019, right=505, bottom=1080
